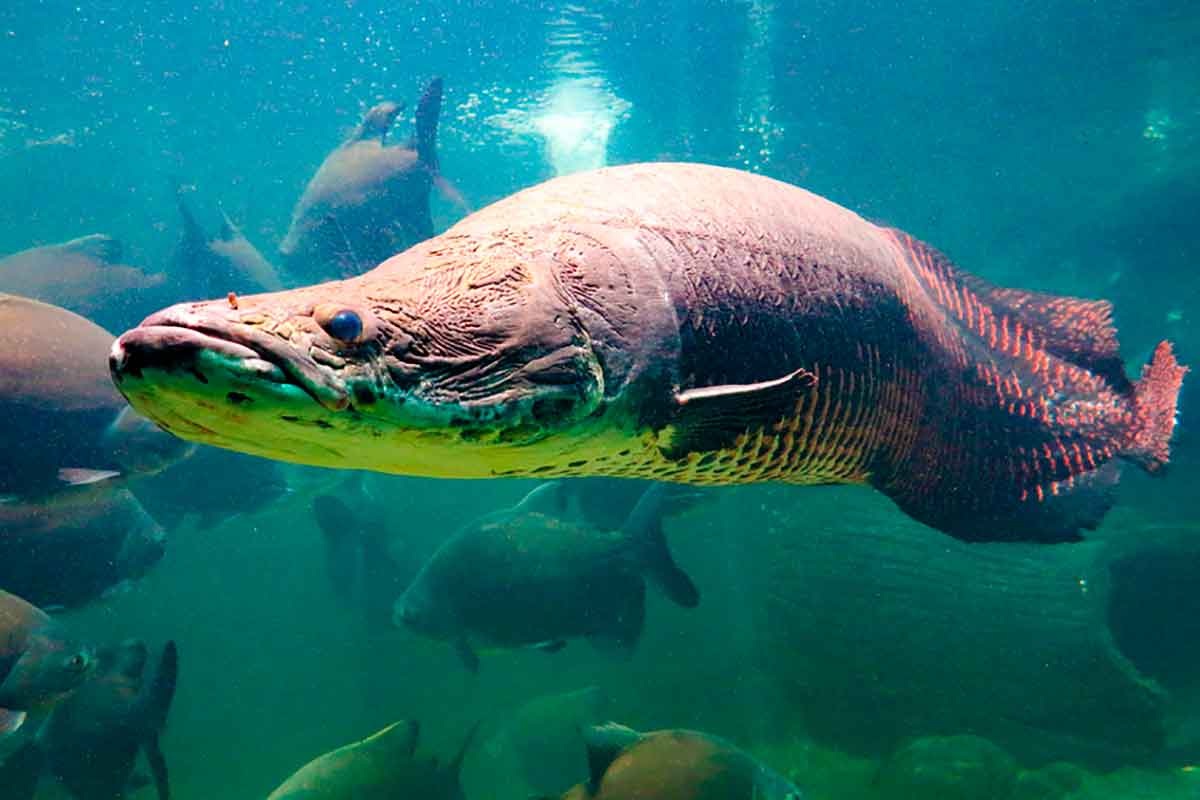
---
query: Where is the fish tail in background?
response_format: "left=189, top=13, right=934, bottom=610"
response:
left=142, top=641, right=178, bottom=800
left=313, top=494, right=363, bottom=605
left=0, top=739, right=43, bottom=800
left=171, top=178, right=210, bottom=298
left=880, top=231, right=1189, bottom=543
left=1124, top=341, right=1188, bottom=472
left=361, top=531, right=402, bottom=632
left=414, top=76, right=443, bottom=172
left=623, top=484, right=700, bottom=608
left=449, top=720, right=482, bottom=778
left=0, top=708, right=27, bottom=737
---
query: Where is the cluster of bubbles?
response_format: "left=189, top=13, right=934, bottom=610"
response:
left=449, top=3, right=633, bottom=177
left=733, top=0, right=783, bottom=173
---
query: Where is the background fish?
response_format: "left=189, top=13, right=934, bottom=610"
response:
left=172, top=180, right=283, bottom=298
left=548, top=722, right=804, bottom=800
left=0, top=236, right=164, bottom=330
left=278, top=78, right=446, bottom=282
left=0, top=486, right=165, bottom=610
left=394, top=482, right=701, bottom=672
left=32, top=639, right=178, bottom=800
left=266, top=718, right=476, bottom=800
left=0, top=590, right=94, bottom=737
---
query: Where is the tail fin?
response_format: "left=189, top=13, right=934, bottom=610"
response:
left=414, top=76, right=443, bottom=172
left=313, top=494, right=362, bottom=605
left=142, top=641, right=178, bottom=800
left=623, top=484, right=701, bottom=608
left=1126, top=341, right=1187, bottom=473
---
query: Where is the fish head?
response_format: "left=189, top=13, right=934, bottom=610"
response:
left=392, top=569, right=459, bottom=641
left=109, top=243, right=609, bottom=477
left=0, top=628, right=94, bottom=710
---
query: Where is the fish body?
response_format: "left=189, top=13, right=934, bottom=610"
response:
left=130, top=445, right=288, bottom=530
left=279, top=79, right=444, bottom=281
left=0, top=590, right=94, bottom=735
left=552, top=723, right=803, bottom=800
left=0, top=235, right=163, bottom=321
left=0, top=487, right=165, bottom=609
left=394, top=482, right=699, bottom=671
left=266, top=719, right=473, bottom=800
left=487, top=685, right=610, bottom=795
left=35, top=640, right=178, bottom=800
left=0, top=294, right=190, bottom=496
left=109, top=163, right=1187, bottom=543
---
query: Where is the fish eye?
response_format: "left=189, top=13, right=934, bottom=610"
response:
left=323, top=309, right=363, bottom=343
left=65, top=651, right=91, bottom=673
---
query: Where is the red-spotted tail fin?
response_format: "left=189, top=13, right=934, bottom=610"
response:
left=1126, top=341, right=1187, bottom=473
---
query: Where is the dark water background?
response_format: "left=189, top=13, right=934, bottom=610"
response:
left=2, top=1, right=1198, bottom=797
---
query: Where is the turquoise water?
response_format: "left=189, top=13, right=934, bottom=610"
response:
left=1, top=1, right=1198, bottom=798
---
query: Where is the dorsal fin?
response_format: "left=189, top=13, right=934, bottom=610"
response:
left=413, top=77, right=443, bottom=171
left=216, top=207, right=240, bottom=242
left=60, top=233, right=122, bottom=264
left=360, top=719, right=420, bottom=759
left=353, top=101, right=404, bottom=144
left=890, top=230, right=1130, bottom=391
left=511, top=481, right=569, bottom=516
left=172, top=179, right=206, bottom=247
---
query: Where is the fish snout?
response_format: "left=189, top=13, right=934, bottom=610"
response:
left=111, top=304, right=350, bottom=412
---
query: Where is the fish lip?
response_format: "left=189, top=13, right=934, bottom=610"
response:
left=112, top=311, right=350, bottom=412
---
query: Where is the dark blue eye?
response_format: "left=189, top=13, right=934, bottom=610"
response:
left=325, top=309, right=363, bottom=342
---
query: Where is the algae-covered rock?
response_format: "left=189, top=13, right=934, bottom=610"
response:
left=1014, top=761, right=1085, bottom=799
left=874, top=734, right=1018, bottom=800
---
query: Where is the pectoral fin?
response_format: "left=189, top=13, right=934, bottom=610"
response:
left=662, top=367, right=817, bottom=459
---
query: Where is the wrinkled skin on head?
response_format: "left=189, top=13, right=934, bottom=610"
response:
left=0, top=593, right=94, bottom=711
left=111, top=230, right=620, bottom=478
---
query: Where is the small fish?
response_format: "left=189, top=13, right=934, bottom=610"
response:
left=279, top=78, right=451, bottom=282
left=544, top=723, right=804, bottom=800
left=394, top=482, right=700, bottom=672
left=0, top=590, right=94, bottom=738
left=32, top=639, right=178, bottom=800
left=266, top=719, right=476, bottom=800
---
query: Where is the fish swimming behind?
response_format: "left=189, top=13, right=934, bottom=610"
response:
left=109, top=162, right=1187, bottom=543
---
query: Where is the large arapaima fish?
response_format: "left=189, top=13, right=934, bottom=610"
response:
left=108, top=163, right=1186, bottom=543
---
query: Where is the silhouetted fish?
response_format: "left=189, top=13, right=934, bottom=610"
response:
left=279, top=78, right=447, bottom=281
left=172, top=181, right=283, bottom=298
left=33, top=640, right=178, bottom=800
left=394, top=482, right=700, bottom=672
left=0, top=235, right=163, bottom=321
left=266, top=719, right=476, bottom=800
left=0, top=590, right=94, bottom=738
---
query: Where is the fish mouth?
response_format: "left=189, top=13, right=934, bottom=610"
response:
left=110, top=308, right=349, bottom=413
